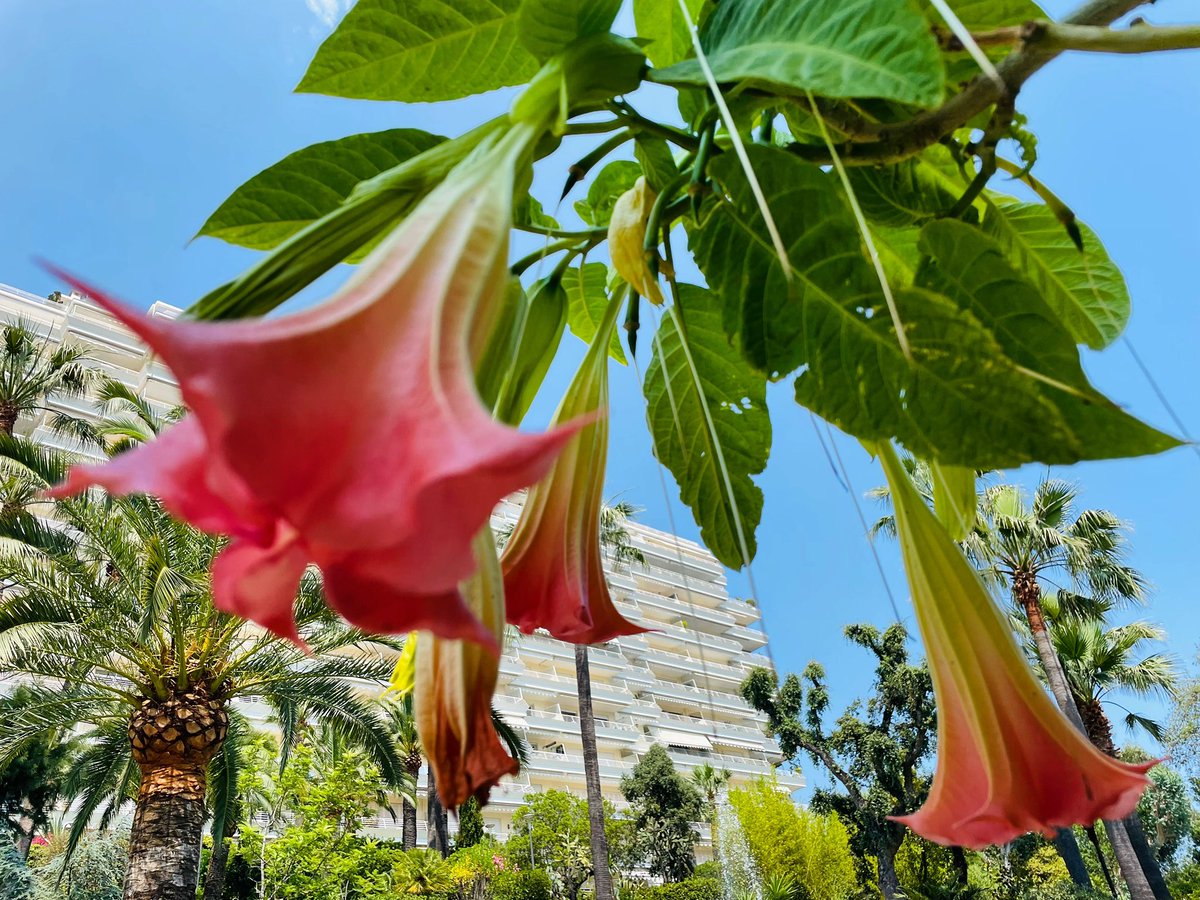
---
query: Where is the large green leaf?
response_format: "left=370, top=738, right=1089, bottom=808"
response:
left=574, top=160, right=642, bottom=227
left=845, top=158, right=961, bottom=228
left=196, top=129, right=444, bottom=250
left=693, top=147, right=1161, bottom=467
left=297, top=0, right=539, bottom=102
left=653, top=0, right=944, bottom=107
left=562, top=263, right=626, bottom=364
left=691, top=147, right=868, bottom=379
left=916, top=219, right=1177, bottom=459
left=517, top=0, right=622, bottom=61
left=644, top=285, right=769, bottom=568
left=633, top=0, right=707, bottom=68
left=983, top=200, right=1130, bottom=349
left=922, top=0, right=1045, bottom=30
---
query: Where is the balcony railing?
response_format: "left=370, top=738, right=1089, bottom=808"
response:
left=639, top=646, right=749, bottom=684
left=656, top=710, right=768, bottom=741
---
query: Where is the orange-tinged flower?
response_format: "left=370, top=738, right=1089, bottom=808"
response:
left=47, top=126, right=579, bottom=647
left=608, top=177, right=667, bottom=306
left=415, top=526, right=517, bottom=808
left=500, top=293, right=645, bottom=644
left=875, top=442, right=1153, bottom=849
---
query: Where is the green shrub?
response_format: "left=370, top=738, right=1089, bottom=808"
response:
left=0, top=841, right=35, bottom=900
left=623, top=876, right=721, bottom=900
left=1168, top=862, right=1200, bottom=900
left=490, top=869, right=552, bottom=900
left=692, top=861, right=721, bottom=881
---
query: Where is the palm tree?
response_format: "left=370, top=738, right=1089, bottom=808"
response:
left=576, top=500, right=645, bottom=900
left=1052, top=615, right=1181, bottom=900
left=690, top=762, right=731, bottom=822
left=0, top=432, right=406, bottom=900
left=385, top=695, right=425, bottom=850
left=0, top=319, right=94, bottom=436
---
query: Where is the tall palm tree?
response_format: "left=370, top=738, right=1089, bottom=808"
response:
left=577, top=500, right=645, bottom=900
left=0, top=319, right=94, bottom=436
left=384, top=695, right=425, bottom=850
left=690, top=762, right=731, bottom=824
left=0, top=431, right=406, bottom=900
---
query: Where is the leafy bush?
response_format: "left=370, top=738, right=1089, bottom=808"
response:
left=692, top=861, right=720, bottom=881
left=1168, top=862, right=1200, bottom=900
left=623, top=876, right=721, bottom=900
left=490, top=869, right=552, bottom=900
left=728, top=778, right=856, bottom=900
left=30, top=830, right=128, bottom=900
left=0, top=841, right=35, bottom=900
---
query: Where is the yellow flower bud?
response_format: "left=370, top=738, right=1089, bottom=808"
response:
left=608, top=176, right=666, bottom=306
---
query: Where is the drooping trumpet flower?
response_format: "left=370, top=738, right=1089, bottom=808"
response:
left=501, top=293, right=645, bottom=644
left=875, top=442, right=1153, bottom=848
left=48, top=125, right=580, bottom=647
left=415, top=526, right=517, bottom=808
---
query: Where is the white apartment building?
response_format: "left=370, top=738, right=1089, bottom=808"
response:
left=0, top=281, right=803, bottom=849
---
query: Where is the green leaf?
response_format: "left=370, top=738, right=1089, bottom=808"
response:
left=196, top=129, right=444, bottom=251
left=644, top=285, right=769, bottom=568
left=845, top=158, right=961, bottom=227
left=517, top=0, right=622, bottom=61
left=633, top=0, right=707, bottom=68
left=515, top=195, right=560, bottom=230
left=297, top=0, right=540, bottom=102
left=916, top=219, right=1178, bottom=460
left=634, top=136, right=679, bottom=192
left=982, top=200, right=1130, bottom=349
left=930, top=462, right=975, bottom=541
left=921, top=0, right=1045, bottom=30
left=653, top=0, right=944, bottom=107
left=563, top=263, right=626, bottom=364
left=574, top=160, right=642, bottom=227
left=691, top=147, right=866, bottom=379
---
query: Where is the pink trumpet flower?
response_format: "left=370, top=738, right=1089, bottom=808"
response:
left=875, top=442, right=1153, bottom=849
left=415, top=526, right=517, bottom=808
left=501, top=294, right=644, bottom=644
left=48, top=125, right=579, bottom=647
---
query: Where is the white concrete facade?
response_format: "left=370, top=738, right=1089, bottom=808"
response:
left=0, top=281, right=803, bottom=849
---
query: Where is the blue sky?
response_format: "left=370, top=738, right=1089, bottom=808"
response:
left=1, top=1, right=1197, bottom=792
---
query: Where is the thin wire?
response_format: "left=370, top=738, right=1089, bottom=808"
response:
left=807, top=411, right=849, bottom=492
left=675, top=0, right=791, bottom=279
left=1122, top=335, right=1200, bottom=463
left=630, top=337, right=724, bottom=733
left=821, top=420, right=904, bottom=624
left=806, top=90, right=912, bottom=362
left=926, top=0, right=1004, bottom=88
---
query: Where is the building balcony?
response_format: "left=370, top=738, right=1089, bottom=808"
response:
left=644, top=622, right=742, bottom=659
left=724, top=623, right=769, bottom=650
left=524, top=749, right=636, bottom=780
left=719, top=597, right=762, bottom=625
left=509, top=669, right=633, bottom=706
left=655, top=710, right=769, bottom=744
left=635, top=566, right=728, bottom=607
left=624, top=589, right=737, bottom=631
left=640, top=646, right=750, bottom=687
left=643, top=681, right=756, bottom=716
left=664, top=747, right=778, bottom=779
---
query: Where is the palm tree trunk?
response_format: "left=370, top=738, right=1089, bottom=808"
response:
left=1052, top=829, right=1094, bottom=890
left=124, top=762, right=210, bottom=900
left=1011, top=570, right=1097, bottom=889
left=1084, top=824, right=1119, bottom=898
left=0, top=405, right=17, bottom=436
left=426, top=769, right=449, bottom=857
left=1105, top=818, right=1155, bottom=900
left=1124, top=813, right=1173, bottom=900
left=202, top=826, right=233, bottom=900
left=575, top=643, right=614, bottom=900
left=402, top=797, right=418, bottom=851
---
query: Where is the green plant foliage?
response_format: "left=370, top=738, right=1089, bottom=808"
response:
left=297, top=0, right=540, bottom=102
left=644, top=285, right=769, bottom=568
left=562, top=263, right=626, bottom=364
left=574, top=160, right=642, bottom=227
left=742, top=625, right=936, bottom=898
left=1168, top=862, right=1200, bottom=900
left=30, top=830, right=128, bottom=900
left=0, top=842, right=34, bottom=900
left=1132, top=761, right=1192, bottom=864
left=0, top=688, right=74, bottom=849
left=982, top=200, right=1131, bottom=349
left=197, top=129, right=444, bottom=250
left=506, top=790, right=636, bottom=892
left=653, top=0, right=945, bottom=106
left=623, top=877, right=721, bottom=900
left=517, top=0, right=622, bottom=61
left=728, top=777, right=856, bottom=900
left=633, top=0, right=707, bottom=68
left=845, top=158, right=962, bottom=228
left=915, top=219, right=1177, bottom=462
left=621, top=745, right=703, bottom=882
left=393, top=849, right=455, bottom=896
left=491, top=869, right=553, bottom=900
left=456, top=797, right=486, bottom=850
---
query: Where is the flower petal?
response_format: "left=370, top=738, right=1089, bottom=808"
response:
left=502, top=294, right=645, bottom=644
left=876, top=442, right=1152, bottom=849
